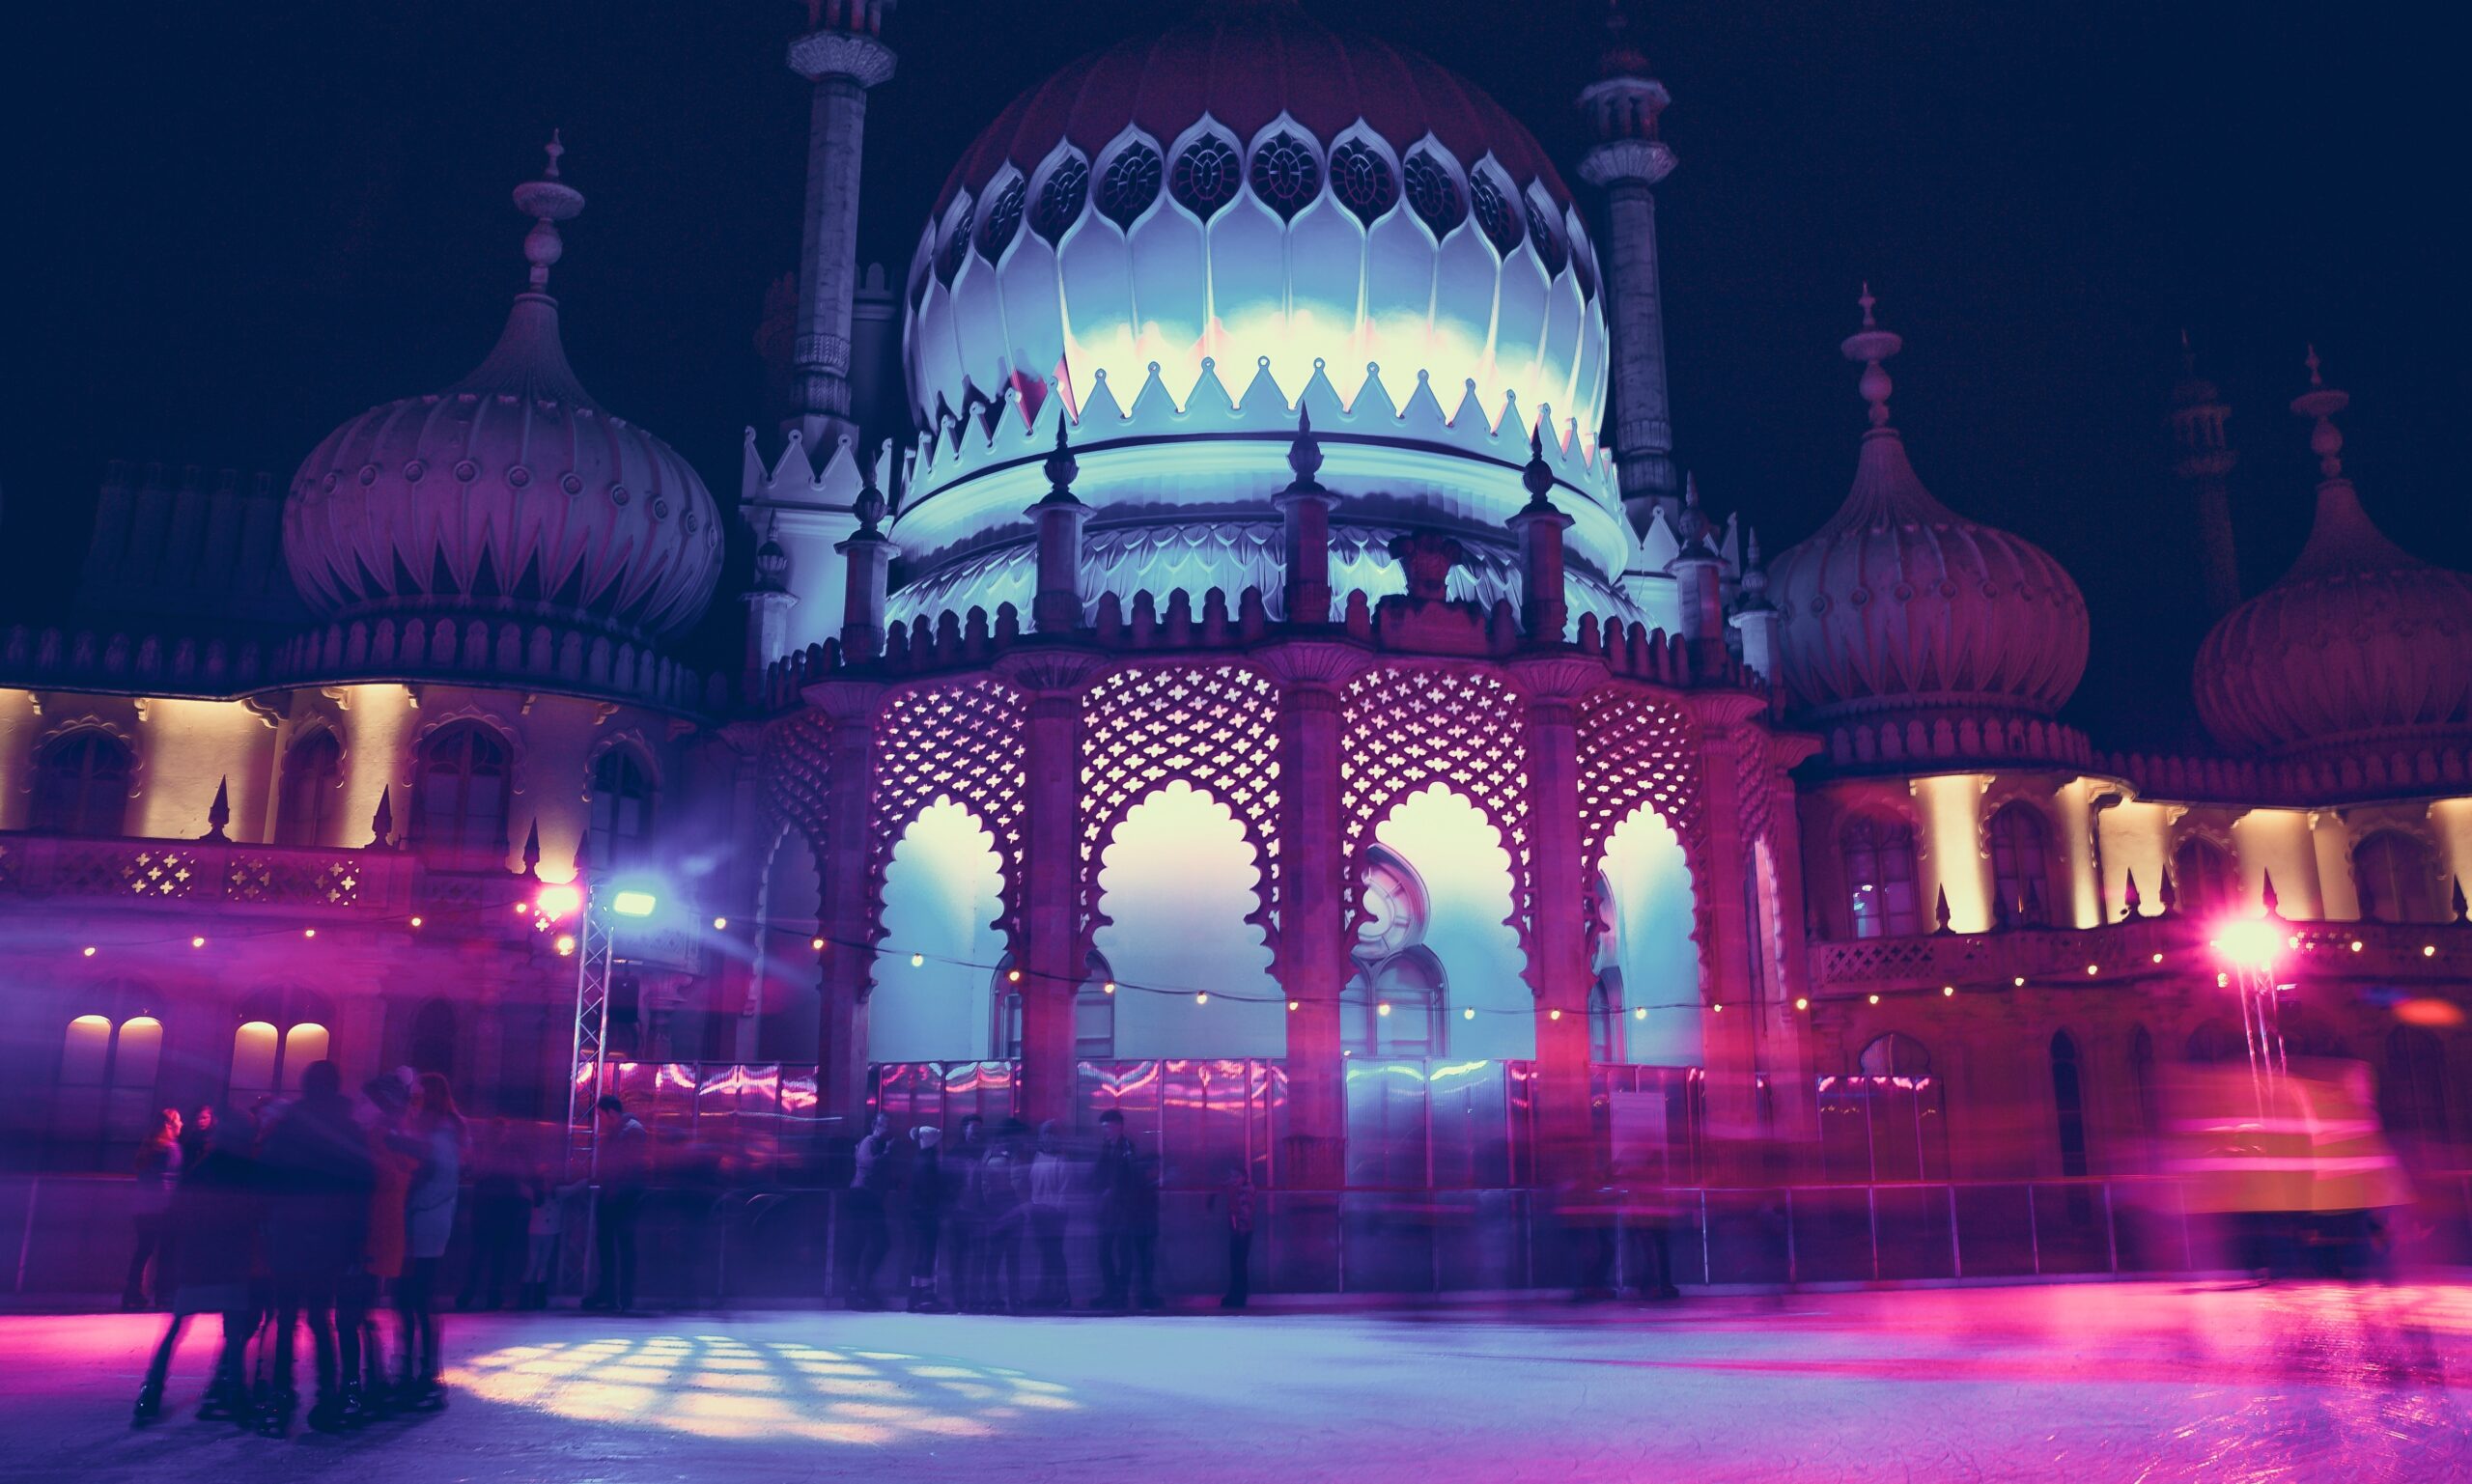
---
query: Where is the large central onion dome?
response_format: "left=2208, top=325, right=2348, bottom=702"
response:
left=287, top=141, right=720, bottom=640
left=1768, top=294, right=2089, bottom=729
left=2194, top=356, right=2472, bottom=758
left=893, top=4, right=1626, bottom=628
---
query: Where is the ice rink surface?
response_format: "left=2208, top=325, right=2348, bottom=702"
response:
left=7, top=1281, right=2469, bottom=1482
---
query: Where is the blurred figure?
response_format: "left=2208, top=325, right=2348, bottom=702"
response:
left=905, top=1124, right=948, bottom=1312
left=122, top=1108, right=183, bottom=1310
left=1091, top=1109, right=1135, bottom=1309
left=1123, top=1150, right=1163, bottom=1310
left=946, top=1116, right=987, bottom=1310
left=1213, top=1164, right=1255, bottom=1309
left=521, top=1163, right=576, bottom=1309
left=1027, top=1120, right=1073, bottom=1308
left=177, top=1104, right=214, bottom=1172
left=256, top=1060, right=374, bottom=1436
left=132, top=1107, right=259, bottom=1427
left=585, top=1095, right=649, bottom=1313
left=345, top=1076, right=414, bottom=1425
left=394, top=1072, right=465, bottom=1409
left=458, top=1121, right=529, bottom=1310
left=975, top=1121, right=1028, bottom=1312
left=842, top=1112, right=897, bottom=1309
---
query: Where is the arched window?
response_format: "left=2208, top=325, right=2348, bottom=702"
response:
left=2050, top=1031, right=2088, bottom=1177
left=1858, top=1032, right=1933, bottom=1078
left=993, top=952, right=1116, bottom=1061
left=2353, top=830, right=2443, bottom=924
left=274, top=730, right=344, bottom=847
left=1840, top=816, right=1922, bottom=939
left=586, top=748, right=655, bottom=870
left=51, top=1012, right=163, bottom=1168
left=2129, top=1025, right=2159, bottom=1140
left=1827, top=1033, right=1946, bottom=1182
left=229, top=992, right=335, bottom=1102
left=1988, top=802, right=2053, bottom=927
left=412, top=723, right=510, bottom=866
left=2171, top=837, right=2236, bottom=917
left=2382, top=1025, right=2450, bottom=1148
left=409, top=998, right=456, bottom=1076
left=31, top=730, right=133, bottom=837
left=1345, top=847, right=1446, bottom=1056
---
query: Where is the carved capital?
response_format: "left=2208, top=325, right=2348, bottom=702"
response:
left=1257, top=638, right=1372, bottom=693
left=1507, top=653, right=1610, bottom=706
left=802, top=677, right=885, bottom=725
left=1579, top=139, right=1678, bottom=189
left=991, top=644, right=1109, bottom=697
left=787, top=30, right=896, bottom=87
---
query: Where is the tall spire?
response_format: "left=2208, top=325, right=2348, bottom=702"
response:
left=2170, top=331, right=2240, bottom=615
left=449, top=134, right=593, bottom=408
left=512, top=130, right=584, bottom=294
left=1577, top=0, right=1681, bottom=534
left=2282, top=347, right=2418, bottom=580
left=784, top=3, right=900, bottom=454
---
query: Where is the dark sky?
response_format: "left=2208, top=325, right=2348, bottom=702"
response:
left=4, top=1, right=2462, bottom=750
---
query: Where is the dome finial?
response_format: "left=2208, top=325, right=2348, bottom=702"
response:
left=512, top=129, right=586, bottom=294
left=1842, top=284, right=1903, bottom=430
left=2291, top=345, right=2350, bottom=484
left=1521, top=421, right=1557, bottom=510
left=1286, top=404, right=1325, bottom=490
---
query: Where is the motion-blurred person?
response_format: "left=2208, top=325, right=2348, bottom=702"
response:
left=905, top=1124, right=949, bottom=1312
left=121, top=1108, right=183, bottom=1310
left=177, top=1104, right=214, bottom=1172
left=458, top=1120, right=529, bottom=1310
left=393, top=1073, right=466, bottom=1409
left=1027, top=1120, right=1074, bottom=1308
left=843, top=1112, right=898, bottom=1309
left=1091, top=1109, right=1135, bottom=1308
left=1212, top=1165, right=1255, bottom=1309
left=1123, top=1150, right=1164, bottom=1310
left=584, top=1095, right=649, bottom=1313
left=945, top=1116, right=987, bottom=1310
left=344, top=1076, right=415, bottom=1423
left=521, top=1163, right=577, bottom=1308
left=256, top=1060, right=374, bottom=1435
left=132, top=1107, right=260, bottom=1427
left=975, top=1121, right=1028, bottom=1311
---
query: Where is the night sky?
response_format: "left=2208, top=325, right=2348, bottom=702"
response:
left=4, top=1, right=2461, bottom=750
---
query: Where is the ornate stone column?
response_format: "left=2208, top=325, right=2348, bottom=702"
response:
left=785, top=12, right=897, bottom=454
left=1511, top=654, right=1610, bottom=1182
left=994, top=651, right=1104, bottom=1127
left=1262, top=640, right=1367, bottom=1189
left=805, top=678, right=882, bottom=1126
left=1686, top=693, right=1777, bottom=1171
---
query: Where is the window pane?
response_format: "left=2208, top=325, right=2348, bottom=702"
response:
left=114, top=1017, right=163, bottom=1089
left=231, top=1021, right=279, bottom=1094
left=282, top=1022, right=329, bottom=1087
left=60, top=1015, right=112, bottom=1085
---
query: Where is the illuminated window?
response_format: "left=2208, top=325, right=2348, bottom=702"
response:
left=1840, top=815, right=1922, bottom=939
left=1095, top=140, right=1162, bottom=229
left=31, top=729, right=133, bottom=837
left=1328, top=139, right=1397, bottom=224
left=974, top=176, right=1024, bottom=263
left=1170, top=134, right=1242, bottom=220
left=1247, top=131, right=1321, bottom=221
left=2353, top=830, right=2443, bottom=924
left=1029, top=153, right=1088, bottom=245
left=1402, top=151, right=1465, bottom=238
left=274, top=729, right=344, bottom=847
left=1469, top=166, right=1522, bottom=256
left=51, top=1012, right=163, bottom=1169
left=2170, top=836, right=2235, bottom=917
left=412, top=723, right=510, bottom=866
left=230, top=992, right=336, bottom=1100
left=1988, top=802, right=2052, bottom=927
left=586, top=747, right=655, bottom=869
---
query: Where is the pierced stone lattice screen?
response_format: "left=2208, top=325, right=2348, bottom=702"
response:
left=871, top=679, right=1029, bottom=941
left=759, top=711, right=835, bottom=837
left=1577, top=691, right=1703, bottom=878
left=1079, top=663, right=1282, bottom=955
left=1340, top=666, right=1531, bottom=941
left=52, top=844, right=202, bottom=900
left=226, top=854, right=365, bottom=908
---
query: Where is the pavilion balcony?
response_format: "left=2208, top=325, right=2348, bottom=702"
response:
left=0, top=830, right=425, bottom=920
left=1810, top=913, right=2471, bottom=996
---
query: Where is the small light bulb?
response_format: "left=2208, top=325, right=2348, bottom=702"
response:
left=1712, top=1003, right=1724, bottom=1013
left=81, top=945, right=97, bottom=957
left=911, top=952, right=925, bottom=967
left=1942, top=985, right=1955, bottom=997
left=713, top=916, right=728, bottom=932
left=2013, top=976, right=2026, bottom=987
left=1549, top=1008, right=1562, bottom=1021
left=554, top=934, right=577, bottom=957
left=515, top=901, right=529, bottom=914
left=1376, top=1001, right=1392, bottom=1018
left=1104, top=981, right=1116, bottom=994
left=1633, top=1007, right=1647, bottom=1020
left=409, top=916, right=423, bottom=928
left=1194, top=992, right=1209, bottom=1005
left=304, top=928, right=316, bottom=939
left=1868, top=994, right=1880, bottom=1005
left=2425, top=944, right=2438, bottom=958
left=191, top=937, right=206, bottom=949
left=812, top=937, right=827, bottom=951
left=2152, top=952, right=2165, bottom=964
left=2350, top=940, right=2364, bottom=953
left=2085, top=964, right=2097, bottom=975
left=1794, top=997, right=1810, bottom=1012
left=1463, top=1007, right=1476, bottom=1021
left=1287, top=999, right=1299, bottom=1011
left=1007, top=968, right=1022, bottom=984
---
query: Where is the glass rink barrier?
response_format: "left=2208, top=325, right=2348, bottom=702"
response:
left=11, top=1057, right=2472, bottom=1301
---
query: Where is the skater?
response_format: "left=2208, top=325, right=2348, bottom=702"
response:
left=1091, top=1109, right=1135, bottom=1308
left=122, top=1109, right=182, bottom=1310
left=256, top=1060, right=374, bottom=1435
left=1213, top=1165, right=1256, bottom=1309
left=1026, top=1120, right=1073, bottom=1308
left=842, top=1113, right=898, bottom=1308
left=945, top=1116, right=987, bottom=1310
left=132, top=1108, right=259, bottom=1427
left=394, top=1072, right=465, bottom=1409
left=585, top=1095, right=648, bottom=1312
left=974, top=1121, right=1028, bottom=1311
left=904, top=1124, right=948, bottom=1312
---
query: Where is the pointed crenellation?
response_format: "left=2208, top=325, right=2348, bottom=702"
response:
left=1508, top=423, right=1573, bottom=643
left=2170, top=331, right=2241, bottom=615
left=370, top=788, right=395, bottom=850
left=2121, top=867, right=2143, bottom=921
left=835, top=457, right=895, bottom=659
left=1728, top=526, right=1781, bottom=685
left=1665, top=473, right=1726, bottom=654
left=1027, top=412, right=1090, bottom=633
left=521, top=819, right=543, bottom=879
left=203, top=776, right=232, bottom=842
left=1273, top=406, right=1341, bottom=625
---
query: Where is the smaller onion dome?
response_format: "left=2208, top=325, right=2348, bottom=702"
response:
left=285, top=135, right=721, bottom=639
left=1767, top=290, right=2090, bottom=726
left=2193, top=351, right=2472, bottom=756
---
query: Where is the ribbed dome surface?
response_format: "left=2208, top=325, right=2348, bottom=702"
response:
left=905, top=4, right=1605, bottom=439
left=2195, top=475, right=2472, bottom=756
left=285, top=161, right=720, bottom=639
left=1768, top=303, right=2088, bottom=725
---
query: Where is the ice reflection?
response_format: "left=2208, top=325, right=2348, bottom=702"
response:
left=448, top=1334, right=1077, bottom=1443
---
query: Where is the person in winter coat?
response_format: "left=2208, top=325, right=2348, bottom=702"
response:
left=392, top=1072, right=466, bottom=1409
left=132, top=1108, right=260, bottom=1427
left=974, top=1122, right=1028, bottom=1311
left=944, top=1116, right=987, bottom=1310
left=1026, top=1120, right=1074, bottom=1309
left=1213, top=1165, right=1257, bottom=1309
left=123, top=1109, right=183, bottom=1310
left=904, top=1125, right=949, bottom=1312
left=255, top=1061, right=374, bottom=1436
left=842, top=1113, right=898, bottom=1309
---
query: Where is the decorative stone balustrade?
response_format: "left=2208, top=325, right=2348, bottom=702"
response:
left=0, top=832, right=418, bottom=918
left=1812, top=913, right=2470, bottom=994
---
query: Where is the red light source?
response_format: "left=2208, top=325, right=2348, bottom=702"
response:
left=2212, top=917, right=2281, bottom=974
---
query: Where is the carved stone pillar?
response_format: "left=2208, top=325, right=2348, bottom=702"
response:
left=1511, top=654, right=1608, bottom=1182
left=785, top=19, right=897, bottom=453
left=806, top=678, right=882, bottom=1127
left=995, top=651, right=1103, bottom=1127
left=1262, top=641, right=1367, bottom=1189
left=1687, top=693, right=1775, bottom=1172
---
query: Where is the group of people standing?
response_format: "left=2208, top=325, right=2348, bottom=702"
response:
left=842, top=1109, right=1255, bottom=1313
left=124, top=1061, right=471, bottom=1435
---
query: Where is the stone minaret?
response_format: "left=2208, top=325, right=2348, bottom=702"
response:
left=1577, top=0, right=1680, bottom=534
left=2169, top=334, right=2240, bottom=616
left=785, top=1, right=898, bottom=454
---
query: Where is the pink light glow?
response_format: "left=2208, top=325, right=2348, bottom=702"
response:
left=535, top=882, right=584, bottom=921
left=2213, top=916, right=2282, bottom=974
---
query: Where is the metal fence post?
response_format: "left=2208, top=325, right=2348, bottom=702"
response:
left=2026, top=1183, right=2040, bottom=1276
left=2102, top=1183, right=2120, bottom=1274
left=1947, top=1184, right=1962, bottom=1279
left=1784, top=1188, right=1798, bottom=1287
